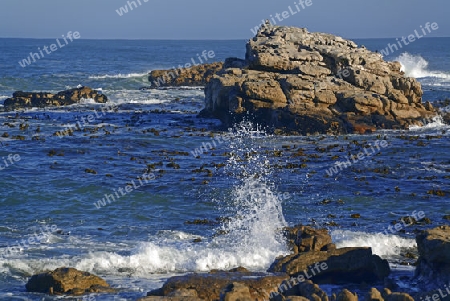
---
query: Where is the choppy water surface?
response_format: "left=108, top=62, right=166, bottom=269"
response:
left=0, top=38, right=449, bottom=300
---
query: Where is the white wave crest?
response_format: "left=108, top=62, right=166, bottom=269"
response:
left=331, top=230, right=416, bottom=257
left=394, top=53, right=450, bottom=79
left=88, top=72, right=149, bottom=79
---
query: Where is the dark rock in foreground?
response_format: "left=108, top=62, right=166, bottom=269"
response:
left=201, top=24, right=436, bottom=135
left=3, top=86, right=107, bottom=111
left=26, top=267, right=116, bottom=295
left=143, top=268, right=289, bottom=301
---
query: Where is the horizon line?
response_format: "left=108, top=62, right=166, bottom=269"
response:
left=0, top=36, right=448, bottom=41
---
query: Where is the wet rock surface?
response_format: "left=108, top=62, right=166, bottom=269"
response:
left=415, top=225, right=450, bottom=288
left=25, top=267, right=116, bottom=295
left=269, top=226, right=390, bottom=284
left=145, top=268, right=289, bottom=301
left=3, top=87, right=107, bottom=110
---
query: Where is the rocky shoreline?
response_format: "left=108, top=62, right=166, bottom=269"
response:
left=5, top=25, right=448, bottom=300
left=26, top=225, right=450, bottom=300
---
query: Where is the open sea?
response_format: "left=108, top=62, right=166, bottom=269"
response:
left=0, top=37, right=449, bottom=300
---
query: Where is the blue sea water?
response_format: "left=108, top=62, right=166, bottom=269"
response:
left=0, top=37, right=449, bottom=300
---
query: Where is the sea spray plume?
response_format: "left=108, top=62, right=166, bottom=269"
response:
left=214, top=121, right=289, bottom=265
left=83, top=121, right=290, bottom=275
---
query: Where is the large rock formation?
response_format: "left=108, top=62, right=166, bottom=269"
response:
left=3, top=87, right=107, bottom=110
left=147, top=62, right=223, bottom=88
left=201, top=24, right=436, bottom=135
left=25, top=267, right=115, bottom=295
left=415, top=225, right=450, bottom=288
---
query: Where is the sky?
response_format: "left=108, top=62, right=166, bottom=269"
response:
left=0, top=0, right=448, bottom=40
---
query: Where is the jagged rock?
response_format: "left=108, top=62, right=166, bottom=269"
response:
left=415, top=225, right=450, bottom=287
left=283, top=225, right=334, bottom=254
left=25, top=267, right=115, bottom=295
left=168, top=289, right=199, bottom=297
left=4, top=87, right=107, bottom=110
left=220, top=282, right=253, bottom=301
left=268, top=247, right=390, bottom=284
left=147, top=62, right=223, bottom=88
left=201, top=25, right=436, bottom=135
left=293, top=280, right=328, bottom=301
left=335, top=289, right=358, bottom=301
left=365, top=288, right=384, bottom=301
left=146, top=269, right=289, bottom=301
left=384, top=292, right=414, bottom=301
left=285, top=297, right=310, bottom=301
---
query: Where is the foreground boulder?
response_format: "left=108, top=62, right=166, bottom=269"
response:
left=147, top=62, right=223, bottom=88
left=26, top=267, right=115, bottom=295
left=415, top=225, right=450, bottom=288
left=269, top=247, right=390, bottom=284
left=201, top=24, right=436, bottom=135
left=144, top=268, right=289, bottom=301
left=3, top=86, right=107, bottom=110
left=269, top=226, right=390, bottom=284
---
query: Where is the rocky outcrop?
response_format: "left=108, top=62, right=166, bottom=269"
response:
left=269, top=226, right=390, bottom=284
left=147, top=62, right=223, bottom=88
left=269, top=247, right=390, bottom=284
left=201, top=24, right=436, bottom=135
left=25, top=267, right=115, bottom=295
left=3, top=87, right=107, bottom=110
left=145, top=268, right=289, bottom=301
left=415, top=225, right=450, bottom=287
left=283, top=224, right=335, bottom=254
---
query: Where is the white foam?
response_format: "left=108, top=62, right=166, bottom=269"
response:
left=409, top=115, right=448, bottom=130
left=331, top=230, right=416, bottom=257
left=395, top=53, right=450, bottom=79
left=79, top=98, right=97, bottom=104
left=0, top=121, right=290, bottom=278
left=127, top=98, right=170, bottom=104
left=88, top=72, right=150, bottom=79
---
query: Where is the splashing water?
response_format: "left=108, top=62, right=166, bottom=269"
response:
left=215, top=121, right=288, bottom=258
left=331, top=230, right=416, bottom=258
left=409, top=115, right=448, bottom=131
left=395, top=53, right=450, bottom=79
left=16, top=121, right=289, bottom=276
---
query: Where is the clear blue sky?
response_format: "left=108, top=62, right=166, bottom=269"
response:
left=0, top=0, right=448, bottom=40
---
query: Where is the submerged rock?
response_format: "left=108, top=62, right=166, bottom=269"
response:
left=4, top=87, right=107, bottom=110
left=25, top=267, right=115, bottom=295
left=201, top=24, right=436, bottom=135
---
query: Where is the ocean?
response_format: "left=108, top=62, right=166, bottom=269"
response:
left=0, top=37, right=449, bottom=300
